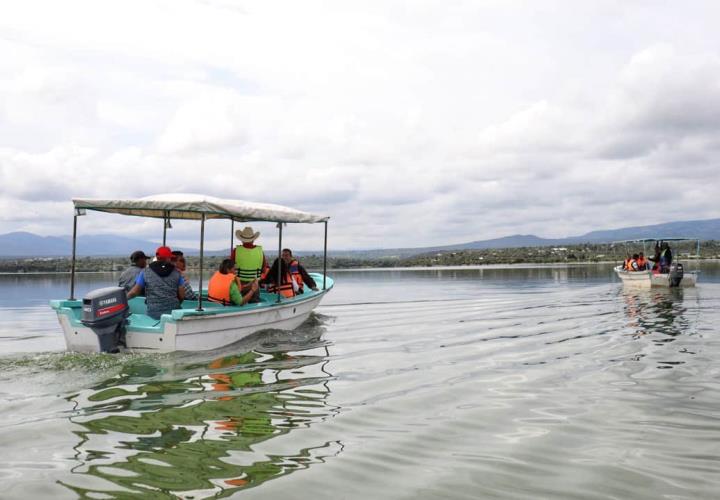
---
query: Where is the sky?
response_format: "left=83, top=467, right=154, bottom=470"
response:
left=1, top=0, right=720, bottom=251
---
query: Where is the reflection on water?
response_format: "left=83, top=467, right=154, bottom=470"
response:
left=2, top=265, right=720, bottom=499
left=622, top=288, right=692, bottom=340
left=59, top=325, right=341, bottom=498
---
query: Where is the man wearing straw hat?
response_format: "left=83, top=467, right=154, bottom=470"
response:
left=230, top=226, right=267, bottom=302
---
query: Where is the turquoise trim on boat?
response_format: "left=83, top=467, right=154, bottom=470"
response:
left=50, top=274, right=334, bottom=334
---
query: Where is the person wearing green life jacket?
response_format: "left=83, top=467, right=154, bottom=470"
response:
left=230, top=226, right=268, bottom=303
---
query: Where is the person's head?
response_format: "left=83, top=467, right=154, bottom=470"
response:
left=639, top=252, right=644, bottom=258
left=130, top=250, right=148, bottom=268
left=171, top=250, right=184, bottom=263
left=235, top=226, right=260, bottom=244
left=219, top=258, right=236, bottom=275
left=281, top=248, right=293, bottom=264
left=632, top=253, right=639, bottom=260
left=175, top=254, right=187, bottom=271
left=661, top=242, right=669, bottom=250
left=155, top=246, right=173, bottom=262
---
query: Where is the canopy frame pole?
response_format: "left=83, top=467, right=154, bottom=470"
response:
left=323, top=221, right=328, bottom=290
left=69, top=214, right=78, bottom=300
left=196, top=213, right=205, bottom=312
left=230, top=220, right=235, bottom=253
left=277, top=223, right=283, bottom=303
left=162, top=211, right=168, bottom=246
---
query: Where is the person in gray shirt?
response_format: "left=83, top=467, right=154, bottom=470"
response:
left=127, top=246, right=185, bottom=319
left=172, top=251, right=198, bottom=301
left=118, top=250, right=148, bottom=292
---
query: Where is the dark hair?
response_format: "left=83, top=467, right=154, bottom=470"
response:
left=172, top=250, right=184, bottom=257
left=282, top=248, right=292, bottom=255
left=130, top=250, right=148, bottom=263
left=219, top=258, right=236, bottom=274
left=632, top=253, right=639, bottom=259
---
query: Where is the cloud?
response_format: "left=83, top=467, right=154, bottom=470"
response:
left=1, top=2, right=720, bottom=248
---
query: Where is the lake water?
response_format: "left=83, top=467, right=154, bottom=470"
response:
left=1, top=263, right=719, bottom=499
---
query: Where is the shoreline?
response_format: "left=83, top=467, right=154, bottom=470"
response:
left=1, top=259, right=716, bottom=276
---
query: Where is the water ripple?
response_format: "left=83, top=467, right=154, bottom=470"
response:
left=2, top=268, right=720, bottom=498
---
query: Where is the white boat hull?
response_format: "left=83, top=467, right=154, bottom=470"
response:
left=614, top=266, right=697, bottom=288
left=53, top=274, right=333, bottom=353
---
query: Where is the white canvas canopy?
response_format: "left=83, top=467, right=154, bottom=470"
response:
left=73, top=193, right=329, bottom=223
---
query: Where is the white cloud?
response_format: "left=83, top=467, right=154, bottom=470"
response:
left=1, top=1, right=720, bottom=249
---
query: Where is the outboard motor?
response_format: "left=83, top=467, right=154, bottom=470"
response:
left=81, top=287, right=129, bottom=353
left=668, top=263, right=684, bottom=287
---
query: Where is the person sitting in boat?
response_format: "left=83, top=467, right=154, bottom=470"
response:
left=231, top=226, right=268, bottom=302
left=261, top=257, right=297, bottom=298
left=118, top=250, right=148, bottom=292
left=207, top=259, right=258, bottom=306
left=127, top=246, right=185, bottom=319
left=281, top=248, right=318, bottom=293
left=172, top=250, right=198, bottom=301
left=636, top=252, right=649, bottom=271
left=623, top=255, right=632, bottom=271
left=625, top=254, right=640, bottom=272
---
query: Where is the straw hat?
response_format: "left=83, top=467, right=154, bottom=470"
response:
left=236, top=226, right=260, bottom=243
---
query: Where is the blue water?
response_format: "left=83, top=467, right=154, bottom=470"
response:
left=0, top=263, right=719, bottom=499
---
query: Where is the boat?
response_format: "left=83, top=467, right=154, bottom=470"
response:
left=50, top=194, right=333, bottom=353
left=612, top=237, right=699, bottom=288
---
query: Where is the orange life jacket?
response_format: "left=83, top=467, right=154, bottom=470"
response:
left=288, top=259, right=304, bottom=293
left=208, top=271, right=236, bottom=305
left=267, top=271, right=295, bottom=298
left=627, top=259, right=638, bottom=271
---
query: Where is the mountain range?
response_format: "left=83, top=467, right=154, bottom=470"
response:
left=1, top=218, right=719, bottom=259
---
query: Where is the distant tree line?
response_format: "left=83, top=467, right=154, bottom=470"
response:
left=2, top=240, right=719, bottom=273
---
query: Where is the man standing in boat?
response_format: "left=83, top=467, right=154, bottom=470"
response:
left=127, top=246, right=185, bottom=319
left=649, top=241, right=673, bottom=273
left=231, top=226, right=267, bottom=302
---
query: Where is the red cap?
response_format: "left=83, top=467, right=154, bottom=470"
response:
left=155, top=246, right=173, bottom=259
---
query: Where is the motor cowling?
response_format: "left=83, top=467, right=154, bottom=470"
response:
left=81, top=287, right=129, bottom=353
left=668, top=263, right=684, bottom=287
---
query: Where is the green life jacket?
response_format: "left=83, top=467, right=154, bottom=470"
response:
left=235, top=245, right=264, bottom=283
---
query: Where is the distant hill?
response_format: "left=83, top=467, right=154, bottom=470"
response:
left=328, top=218, right=720, bottom=259
left=1, top=218, right=719, bottom=259
left=449, top=218, right=720, bottom=250
left=0, top=232, right=200, bottom=258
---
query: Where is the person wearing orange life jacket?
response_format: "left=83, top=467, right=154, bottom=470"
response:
left=208, top=259, right=258, bottom=306
left=626, top=253, right=640, bottom=272
left=230, top=226, right=268, bottom=303
left=281, top=248, right=318, bottom=294
left=636, top=252, right=648, bottom=271
left=623, top=255, right=633, bottom=271
left=261, top=257, right=295, bottom=298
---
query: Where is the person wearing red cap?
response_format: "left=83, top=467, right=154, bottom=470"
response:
left=127, top=246, right=185, bottom=319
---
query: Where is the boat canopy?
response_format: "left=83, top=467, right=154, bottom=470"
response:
left=72, top=194, right=329, bottom=224
left=611, top=237, right=699, bottom=244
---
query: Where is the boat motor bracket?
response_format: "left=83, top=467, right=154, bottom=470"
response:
left=669, top=263, right=684, bottom=287
left=80, top=287, right=129, bottom=353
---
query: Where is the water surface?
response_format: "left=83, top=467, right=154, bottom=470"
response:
left=1, top=263, right=719, bottom=499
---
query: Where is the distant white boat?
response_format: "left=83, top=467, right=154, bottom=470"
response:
left=51, top=194, right=333, bottom=353
left=612, top=237, right=699, bottom=288
left=613, top=267, right=698, bottom=287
